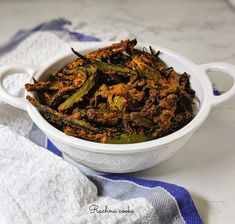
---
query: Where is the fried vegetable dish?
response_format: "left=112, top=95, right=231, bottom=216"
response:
left=25, top=39, right=195, bottom=144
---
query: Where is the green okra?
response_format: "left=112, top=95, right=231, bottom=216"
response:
left=26, top=96, right=98, bottom=133
left=58, top=75, right=95, bottom=111
left=94, top=61, right=137, bottom=76
left=106, top=134, right=151, bottom=144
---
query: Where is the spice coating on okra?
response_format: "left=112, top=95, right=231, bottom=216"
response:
left=25, top=39, right=195, bottom=144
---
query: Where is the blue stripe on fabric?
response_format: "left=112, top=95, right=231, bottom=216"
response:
left=46, top=139, right=62, bottom=157
left=0, top=18, right=100, bottom=56
left=46, top=140, right=202, bottom=223
left=102, top=174, right=203, bottom=224
left=212, top=84, right=223, bottom=96
left=68, top=31, right=100, bottom=42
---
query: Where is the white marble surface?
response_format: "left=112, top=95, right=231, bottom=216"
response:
left=0, top=0, right=235, bottom=223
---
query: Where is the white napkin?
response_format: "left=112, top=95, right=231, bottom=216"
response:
left=0, top=125, right=155, bottom=224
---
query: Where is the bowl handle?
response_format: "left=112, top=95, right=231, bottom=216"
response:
left=0, top=65, right=35, bottom=110
left=199, top=62, right=235, bottom=107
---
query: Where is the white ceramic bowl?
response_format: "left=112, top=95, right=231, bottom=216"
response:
left=1, top=42, right=235, bottom=173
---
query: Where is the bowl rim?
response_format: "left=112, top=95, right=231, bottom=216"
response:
left=26, top=42, right=213, bottom=154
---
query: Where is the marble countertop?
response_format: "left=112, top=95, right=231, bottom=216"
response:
left=1, top=0, right=235, bottom=223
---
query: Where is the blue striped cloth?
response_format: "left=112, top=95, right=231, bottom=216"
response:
left=47, top=139, right=202, bottom=224
left=1, top=19, right=204, bottom=223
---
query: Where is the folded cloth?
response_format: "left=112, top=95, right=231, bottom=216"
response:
left=0, top=19, right=203, bottom=224
left=0, top=126, right=156, bottom=224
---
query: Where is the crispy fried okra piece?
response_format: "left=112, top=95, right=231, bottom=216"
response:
left=86, top=39, right=137, bottom=60
left=26, top=96, right=99, bottom=133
